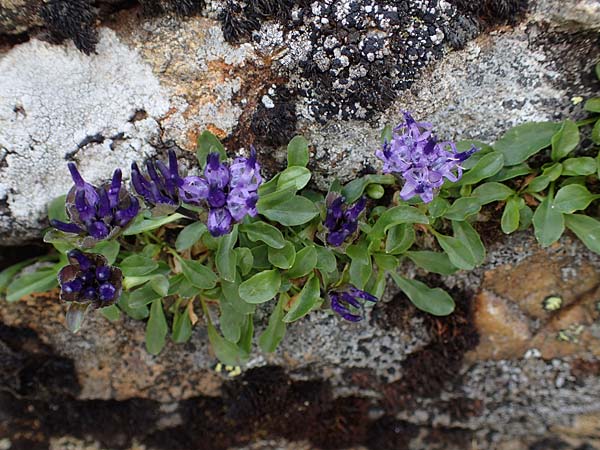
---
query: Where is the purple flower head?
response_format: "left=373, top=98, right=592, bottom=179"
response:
left=328, top=285, right=378, bottom=322
left=376, top=112, right=479, bottom=203
left=131, top=150, right=183, bottom=209
left=179, top=150, right=262, bottom=237
left=323, top=195, right=366, bottom=247
left=58, top=250, right=123, bottom=309
left=51, top=164, right=140, bottom=245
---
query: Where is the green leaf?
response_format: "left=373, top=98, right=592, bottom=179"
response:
left=346, top=242, right=372, bottom=289
left=221, top=273, right=255, bottom=315
left=220, top=297, right=245, bottom=343
left=239, top=269, right=281, bottom=304
left=471, top=182, right=514, bottom=205
left=501, top=196, right=523, bottom=234
left=175, top=222, right=207, bottom=252
left=287, top=136, right=310, bottom=167
left=123, top=213, right=185, bottom=235
left=128, top=283, right=162, bottom=308
left=250, top=244, right=271, bottom=269
left=370, top=205, right=428, bottom=240
left=47, top=194, right=68, bottom=222
left=120, top=255, right=159, bottom=277
left=518, top=205, right=534, bottom=231
left=532, top=191, right=565, bottom=247
left=562, top=157, right=597, bottom=176
left=256, top=186, right=296, bottom=209
left=452, top=220, right=486, bottom=266
left=179, top=257, right=218, bottom=289
left=596, top=61, right=600, bottom=80
left=385, top=223, right=415, bottom=254
left=381, top=124, right=393, bottom=144
left=390, top=273, right=455, bottom=316
left=553, top=184, right=597, bottom=214
left=283, top=275, right=321, bottom=322
left=434, top=234, right=477, bottom=270
left=277, top=166, right=311, bottom=191
left=542, top=162, right=563, bottom=182
left=196, top=130, right=226, bottom=167
left=373, top=253, right=398, bottom=271
left=592, top=120, right=600, bottom=145
left=286, top=246, right=317, bottom=279
left=150, top=274, right=170, bottom=297
left=0, top=259, right=36, bottom=295
left=258, top=195, right=319, bottom=226
left=494, top=122, right=560, bottom=166
left=172, top=305, right=193, bottom=343
left=100, top=304, right=121, bottom=322
left=427, top=197, right=450, bottom=218
left=88, top=240, right=120, bottom=265
left=405, top=251, right=457, bottom=275
left=207, top=320, right=247, bottom=366
left=118, top=292, right=149, bottom=320
left=314, top=245, right=336, bottom=273
left=525, top=175, right=551, bottom=193
left=268, top=241, right=296, bottom=269
left=455, top=151, right=504, bottom=186
left=6, top=267, right=58, bottom=302
left=258, top=294, right=287, bottom=353
left=487, top=164, right=532, bottom=182
left=238, top=314, right=254, bottom=355
left=443, top=197, right=481, bottom=221
left=341, top=174, right=396, bottom=204
left=584, top=98, right=600, bottom=113
left=146, top=298, right=167, bottom=355
left=551, top=120, right=579, bottom=161
left=564, top=214, right=600, bottom=254
left=216, top=226, right=238, bottom=282
left=235, top=247, right=254, bottom=275
left=240, top=221, right=286, bottom=249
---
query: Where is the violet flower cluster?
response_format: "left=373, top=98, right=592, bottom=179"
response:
left=329, top=285, right=378, bottom=322
left=323, top=195, right=367, bottom=246
left=51, top=164, right=140, bottom=243
left=131, top=150, right=182, bottom=210
left=58, top=250, right=122, bottom=309
left=179, top=150, right=262, bottom=237
left=376, top=112, right=477, bottom=203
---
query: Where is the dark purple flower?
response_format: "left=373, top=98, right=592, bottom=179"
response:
left=131, top=150, right=183, bottom=209
left=58, top=250, right=123, bottom=309
left=51, top=164, right=140, bottom=244
left=179, top=150, right=262, bottom=237
left=323, top=195, right=366, bottom=247
left=375, top=112, right=478, bottom=203
left=329, top=285, right=378, bottom=322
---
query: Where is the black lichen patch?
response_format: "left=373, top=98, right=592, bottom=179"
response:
left=250, top=85, right=297, bottom=146
left=39, top=0, right=98, bottom=55
left=219, top=0, right=294, bottom=43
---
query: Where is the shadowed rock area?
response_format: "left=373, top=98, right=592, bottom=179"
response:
left=1, top=1, right=600, bottom=449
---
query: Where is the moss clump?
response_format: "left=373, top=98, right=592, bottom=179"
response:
left=40, top=0, right=98, bottom=55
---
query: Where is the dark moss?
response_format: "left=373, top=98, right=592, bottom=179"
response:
left=39, top=0, right=98, bottom=55
left=250, top=86, right=297, bottom=147
left=139, top=0, right=205, bottom=16
left=449, top=0, right=529, bottom=25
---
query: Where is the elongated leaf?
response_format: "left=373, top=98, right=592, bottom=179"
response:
left=452, top=220, right=486, bottom=266
left=196, top=130, right=226, bottom=167
left=487, top=164, right=532, bottom=182
left=472, top=182, right=514, bottom=205
left=314, top=246, right=336, bottom=273
left=120, top=255, right=159, bottom=277
left=220, top=297, right=245, bottom=343
left=240, top=221, right=286, bottom=248
left=176, top=222, right=207, bottom=251
left=179, top=258, right=218, bottom=289
left=235, top=247, right=254, bottom=275
left=172, top=305, right=193, bottom=343
left=129, top=283, right=162, bottom=308
left=47, top=195, right=68, bottom=222
left=6, top=267, right=58, bottom=302
left=100, top=304, right=121, bottom=322
left=207, top=320, right=247, bottom=366
left=385, top=223, right=415, bottom=254
left=551, top=120, right=579, bottom=161
left=391, top=273, right=454, bottom=316
left=341, top=174, right=396, bottom=203
left=370, top=205, right=428, bottom=239
left=259, top=196, right=319, bottom=226
left=532, top=192, right=564, bottom=247
left=564, top=214, right=600, bottom=254
left=427, top=197, right=450, bottom=218
left=405, top=251, right=458, bottom=275
left=118, top=292, right=149, bottom=320
left=0, top=259, right=36, bottom=294
left=562, top=157, right=597, bottom=176
left=216, top=226, right=238, bottom=282
left=501, top=196, right=522, bottom=234
left=259, top=294, right=287, bottom=352
left=268, top=241, right=296, bottom=269
left=553, top=184, right=597, bottom=214
left=287, top=136, right=310, bottom=167
left=456, top=151, right=504, bottom=186
left=277, top=166, right=311, bottom=191
left=221, top=273, right=255, bottom=315
left=123, top=213, right=185, bottom=235
left=435, top=234, right=477, bottom=270
left=287, top=246, right=318, bottom=278
left=88, top=240, right=120, bottom=265
left=146, top=298, right=167, bottom=355
left=443, top=197, right=481, bottom=221
left=239, top=269, right=281, bottom=304
left=256, top=186, right=296, bottom=210
left=346, top=242, right=372, bottom=289
left=150, top=274, right=170, bottom=297
left=592, top=120, right=600, bottom=145
left=494, top=122, right=560, bottom=166
left=283, top=275, right=321, bottom=322
left=584, top=98, right=600, bottom=113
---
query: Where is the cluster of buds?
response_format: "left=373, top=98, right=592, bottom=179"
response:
left=328, top=285, right=378, bottom=322
left=376, top=111, right=477, bottom=203
left=51, top=164, right=139, bottom=245
left=323, top=195, right=366, bottom=247
left=131, top=150, right=183, bottom=213
left=58, top=250, right=122, bottom=308
left=179, top=151, right=262, bottom=236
